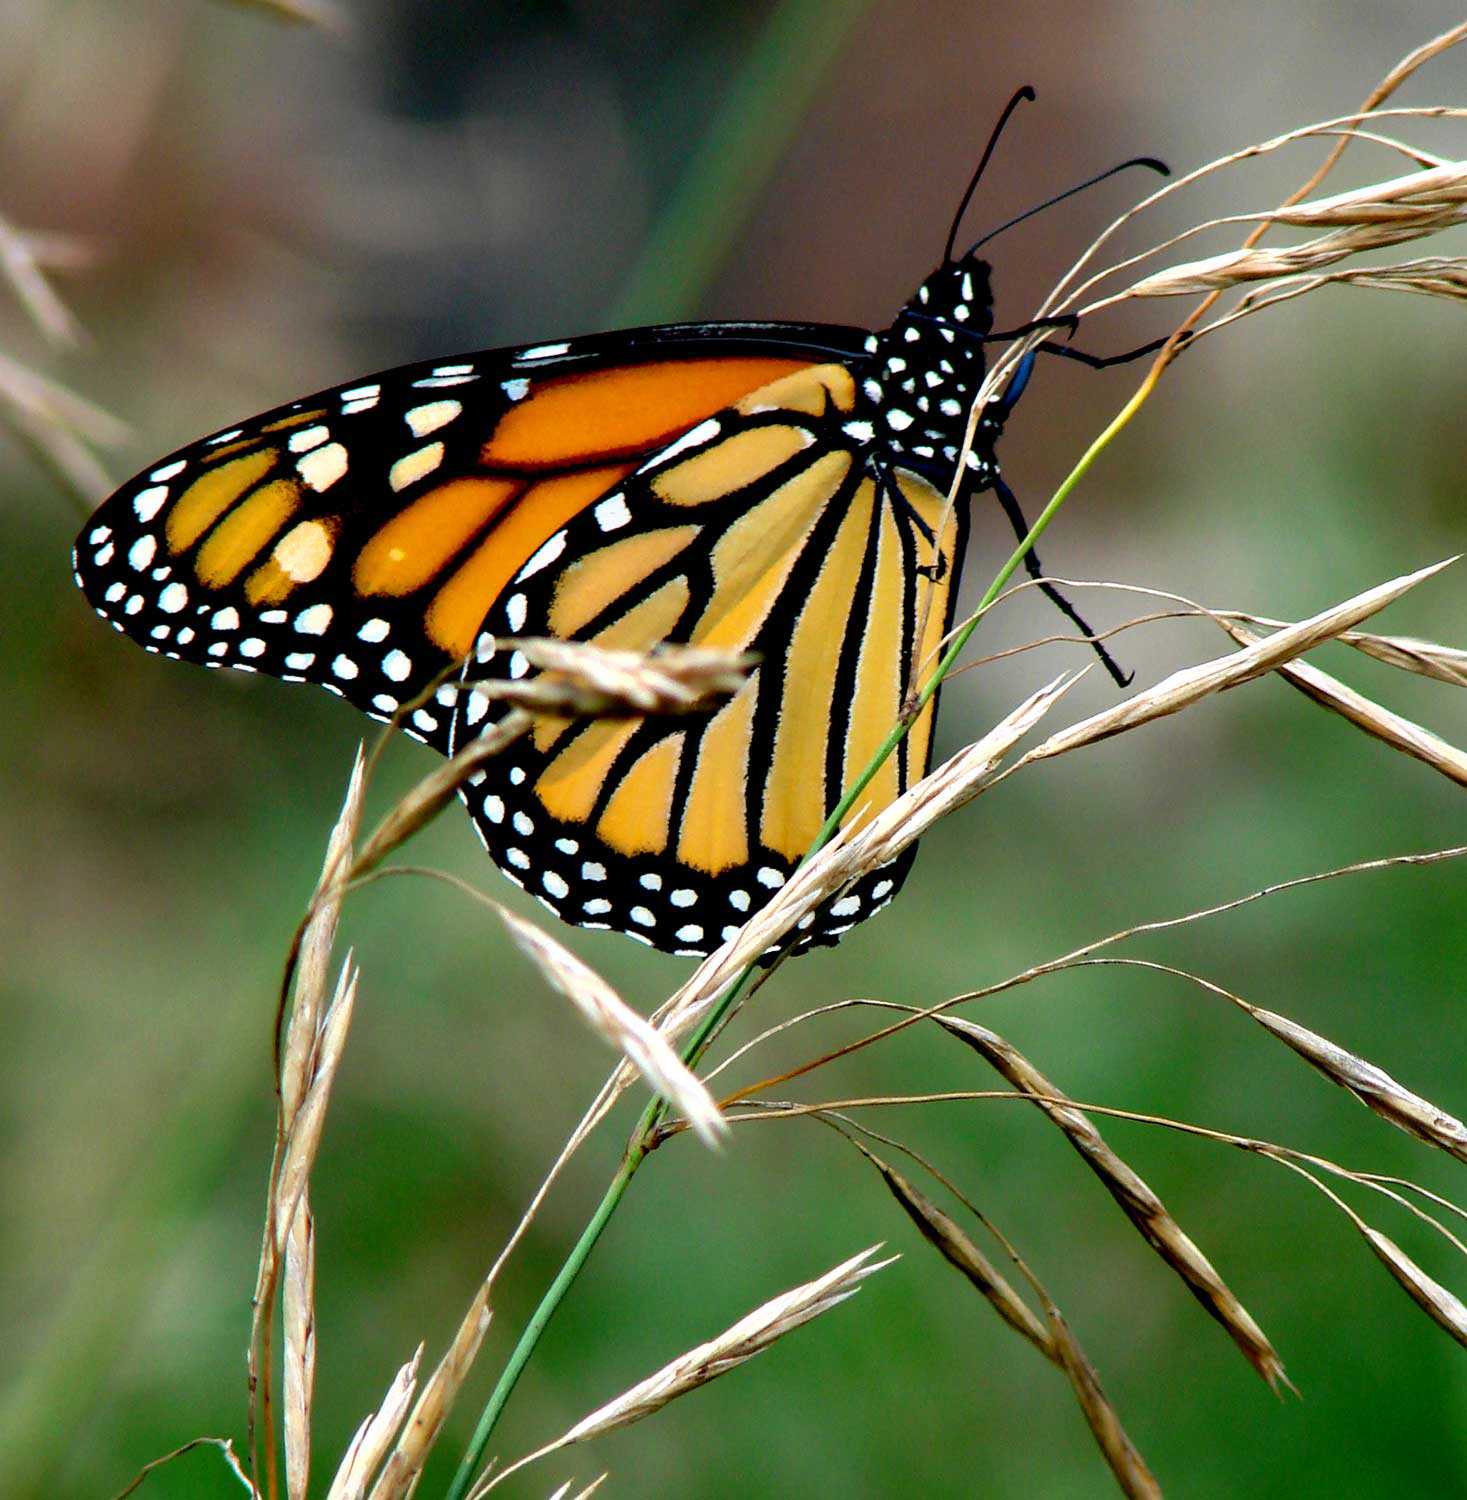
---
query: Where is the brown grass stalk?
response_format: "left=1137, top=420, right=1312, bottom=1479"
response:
left=472, top=1247, right=895, bottom=1497
left=936, top=1018, right=1286, bottom=1389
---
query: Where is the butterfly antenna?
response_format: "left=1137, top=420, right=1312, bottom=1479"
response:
left=966, top=155, right=1169, bottom=254
left=942, top=85, right=1037, bottom=264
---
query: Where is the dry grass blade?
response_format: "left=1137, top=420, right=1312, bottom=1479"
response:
left=1122, top=161, right=1467, bottom=302
left=1219, top=619, right=1467, bottom=787
left=366, top=1299, right=492, bottom=1500
left=651, top=672, right=1077, bottom=1051
left=498, top=908, right=727, bottom=1148
left=938, top=1017, right=1287, bottom=1391
left=1272, top=1157, right=1467, bottom=1351
left=349, top=710, right=531, bottom=878
left=558, top=1244, right=894, bottom=1441
left=0, top=210, right=84, bottom=346
left=1038, top=1297, right=1162, bottom=1500
left=109, top=1437, right=259, bottom=1499
left=545, top=1479, right=607, bottom=1500
left=252, top=756, right=366, bottom=1487
left=1360, top=1228, right=1467, bottom=1350
left=471, top=1247, right=893, bottom=1497
left=469, top=638, right=754, bottom=716
left=325, top=1347, right=424, bottom=1500
left=283, top=1203, right=316, bottom=1500
left=1022, top=559, right=1453, bottom=764
left=1341, top=629, right=1467, bottom=686
left=0, top=349, right=126, bottom=505
left=275, top=963, right=359, bottom=1244
left=1239, top=1004, right=1467, bottom=1164
left=845, top=1138, right=1056, bottom=1362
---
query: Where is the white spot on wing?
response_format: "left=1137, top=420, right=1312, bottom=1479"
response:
left=404, top=400, right=462, bottom=437
left=516, top=532, right=566, bottom=581
left=133, top=486, right=168, bottom=522
left=295, top=602, right=332, bottom=635
left=128, top=535, right=157, bottom=571
left=656, top=417, right=720, bottom=464
left=594, top=495, right=631, bottom=531
left=288, top=424, right=330, bottom=453
left=389, top=441, right=444, bottom=491
left=297, top=442, right=349, bottom=491
left=381, top=649, right=412, bottom=682
left=519, top=342, right=569, bottom=361
left=150, top=460, right=186, bottom=481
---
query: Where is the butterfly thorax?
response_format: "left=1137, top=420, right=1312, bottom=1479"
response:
left=855, top=256, right=1001, bottom=488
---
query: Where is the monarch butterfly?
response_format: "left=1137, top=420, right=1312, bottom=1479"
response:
left=72, top=94, right=1153, bottom=958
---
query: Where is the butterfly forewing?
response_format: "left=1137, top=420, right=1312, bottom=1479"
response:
left=73, top=333, right=830, bottom=755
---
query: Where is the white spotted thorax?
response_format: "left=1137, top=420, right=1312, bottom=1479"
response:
left=73, top=251, right=1015, bottom=959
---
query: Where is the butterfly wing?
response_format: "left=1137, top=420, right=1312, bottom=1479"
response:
left=451, top=363, right=968, bottom=955
left=73, top=324, right=857, bottom=754
left=74, top=324, right=967, bottom=956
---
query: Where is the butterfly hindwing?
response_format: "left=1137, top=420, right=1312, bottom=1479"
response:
left=451, top=363, right=968, bottom=954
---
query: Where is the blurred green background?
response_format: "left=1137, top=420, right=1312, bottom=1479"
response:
left=3, top=2, right=1466, bottom=1495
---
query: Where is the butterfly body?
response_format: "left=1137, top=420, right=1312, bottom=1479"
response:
left=75, top=255, right=1011, bottom=955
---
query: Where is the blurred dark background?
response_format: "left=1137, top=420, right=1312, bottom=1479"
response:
left=3, top=2, right=1466, bottom=1495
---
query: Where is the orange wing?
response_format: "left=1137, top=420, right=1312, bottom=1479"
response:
left=74, top=335, right=824, bottom=755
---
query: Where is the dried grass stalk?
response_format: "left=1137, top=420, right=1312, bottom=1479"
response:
left=847, top=1139, right=1057, bottom=1362
left=325, top=1347, right=424, bottom=1500
left=470, top=639, right=754, bottom=717
left=366, top=1297, right=493, bottom=1499
left=1219, top=620, right=1467, bottom=786
left=349, top=711, right=531, bottom=879
left=1124, top=161, right=1467, bottom=300
left=651, top=672, right=1077, bottom=1051
left=498, top=908, right=727, bottom=1149
left=0, top=210, right=84, bottom=346
left=251, top=758, right=366, bottom=1483
left=938, top=1017, right=1287, bottom=1390
left=277, top=752, right=364, bottom=1499
left=558, top=1246, right=892, bottom=1444
left=1238, top=1004, right=1467, bottom=1164
left=282, top=1204, right=316, bottom=1500
left=468, top=1247, right=893, bottom=1497
left=109, top=1436, right=260, bottom=1500
left=0, top=348, right=125, bottom=504
left=1038, top=1296, right=1162, bottom=1500
left=1023, top=559, right=1452, bottom=763
left=1342, top=629, right=1467, bottom=685
left=1360, top=1227, right=1467, bottom=1350
left=274, top=962, right=359, bottom=1256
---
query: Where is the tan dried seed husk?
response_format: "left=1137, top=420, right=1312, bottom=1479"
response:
left=939, top=1017, right=1287, bottom=1390
left=1040, top=1296, right=1162, bottom=1500
left=1244, top=1004, right=1467, bottom=1163
left=1219, top=620, right=1467, bottom=787
left=847, top=1139, right=1056, bottom=1361
left=1360, top=1227, right=1467, bottom=1350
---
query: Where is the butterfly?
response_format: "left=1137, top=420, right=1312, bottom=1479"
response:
left=72, top=93, right=1150, bottom=959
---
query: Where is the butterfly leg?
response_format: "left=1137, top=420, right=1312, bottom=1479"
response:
left=1036, top=330, right=1192, bottom=370
left=991, top=474, right=1132, bottom=687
